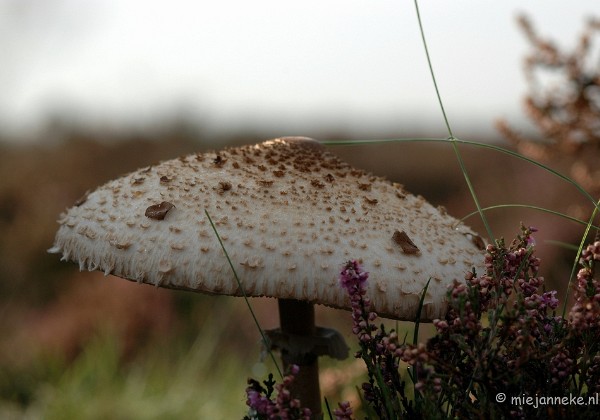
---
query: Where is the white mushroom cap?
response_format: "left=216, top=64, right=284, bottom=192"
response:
left=50, top=137, right=484, bottom=321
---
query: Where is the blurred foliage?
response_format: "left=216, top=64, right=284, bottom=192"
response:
left=497, top=15, right=600, bottom=199
left=0, top=131, right=200, bottom=305
left=1, top=315, right=252, bottom=419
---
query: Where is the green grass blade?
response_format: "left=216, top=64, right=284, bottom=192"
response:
left=205, top=210, right=283, bottom=378
left=324, top=397, right=333, bottom=420
left=561, top=201, right=600, bottom=318
left=458, top=203, right=600, bottom=231
left=412, top=0, right=495, bottom=241
left=413, top=278, right=431, bottom=346
left=322, top=137, right=599, bottom=212
left=413, top=0, right=453, bottom=138
left=448, top=136, right=495, bottom=241
left=544, top=240, right=581, bottom=252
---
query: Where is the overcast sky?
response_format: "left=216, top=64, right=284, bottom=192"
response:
left=0, top=0, right=598, bottom=142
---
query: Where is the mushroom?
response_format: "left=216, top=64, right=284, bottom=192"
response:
left=49, top=137, right=484, bottom=416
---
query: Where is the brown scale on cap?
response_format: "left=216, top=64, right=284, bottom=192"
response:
left=392, top=230, right=420, bottom=255
left=50, top=137, right=485, bottom=321
left=144, top=201, right=175, bottom=220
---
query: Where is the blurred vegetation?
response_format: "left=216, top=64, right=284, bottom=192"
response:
left=497, top=14, right=600, bottom=211
left=1, top=314, right=251, bottom=419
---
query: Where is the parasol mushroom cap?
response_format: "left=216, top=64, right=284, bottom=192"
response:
left=50, top=137, right=485, bottom=321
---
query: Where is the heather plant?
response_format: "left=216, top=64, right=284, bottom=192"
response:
left=244, top=365, right=312, bottom=420
left=337, top=259, right=416, bottom=419
left=330, top=225, right=600, bottom=419
left=243, top=226, right=600, bottom=419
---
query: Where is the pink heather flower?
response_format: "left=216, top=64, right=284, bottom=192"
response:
left=339, top=260, right=369, bottom=292
left=541, top=290, right=559, bottom=310
left=569, top=240, right=600, bottom=331
left=526, top=226, right=538, bottom=246
left=289, top=364, right=300, bottom=375
left=246, top=388, right=269, bottom=415
left=550, top=348, right=576, bottom=385
left=245, top=366, right=311, bottom=420
left=333, top=401, right=353, bottom=419
left=340, top=260, right=376, bottom=345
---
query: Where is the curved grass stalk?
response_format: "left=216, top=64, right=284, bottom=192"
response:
left=413, top=278, right=431, bottom=346
left=323, top=137, right=600, bottom=213
left=458, top=204, right=600, bottom=232
left=413, top=0, right=453, bottom=138
left=447, top=136, right=495, bottom=241
left=562, top=201, right=600, bottom=318
left=412, top=0, right=494, bottom=242
left=543, top=240, right=581, bottom=252
left=205, top=210, right=283, bottom=379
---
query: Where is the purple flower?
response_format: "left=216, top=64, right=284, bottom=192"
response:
left=333, top=401, right=353, bottom=419
left=526, top=226, right=538, bottom=246
left=246, top=389, right=269, bottom=415
left=244, top=367, right=311, bottom=420
left=541, top=290, right=559, bottom=310
left=339, top=260, right=369, bottom=292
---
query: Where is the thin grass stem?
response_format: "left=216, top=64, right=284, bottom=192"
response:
left=413, top=0, right=453, bottom=137
left=205, top=210, right=283, bottom=378
left=412, top=278, right=431, bottom=346
left=413, top=0, right=494, bottom=239
left=322, top=137, right=599, bottom=212
left=324, top=397, right=333, bottom=419
left=447, top=136, right=495, bottom=241
left=459, top=204, right=600, bottom=232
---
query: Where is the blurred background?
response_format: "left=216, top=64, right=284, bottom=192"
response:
left=1, top=0, right=599, bottom=417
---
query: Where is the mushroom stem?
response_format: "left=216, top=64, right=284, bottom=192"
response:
left=278, top=298, right=322, bottom=417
